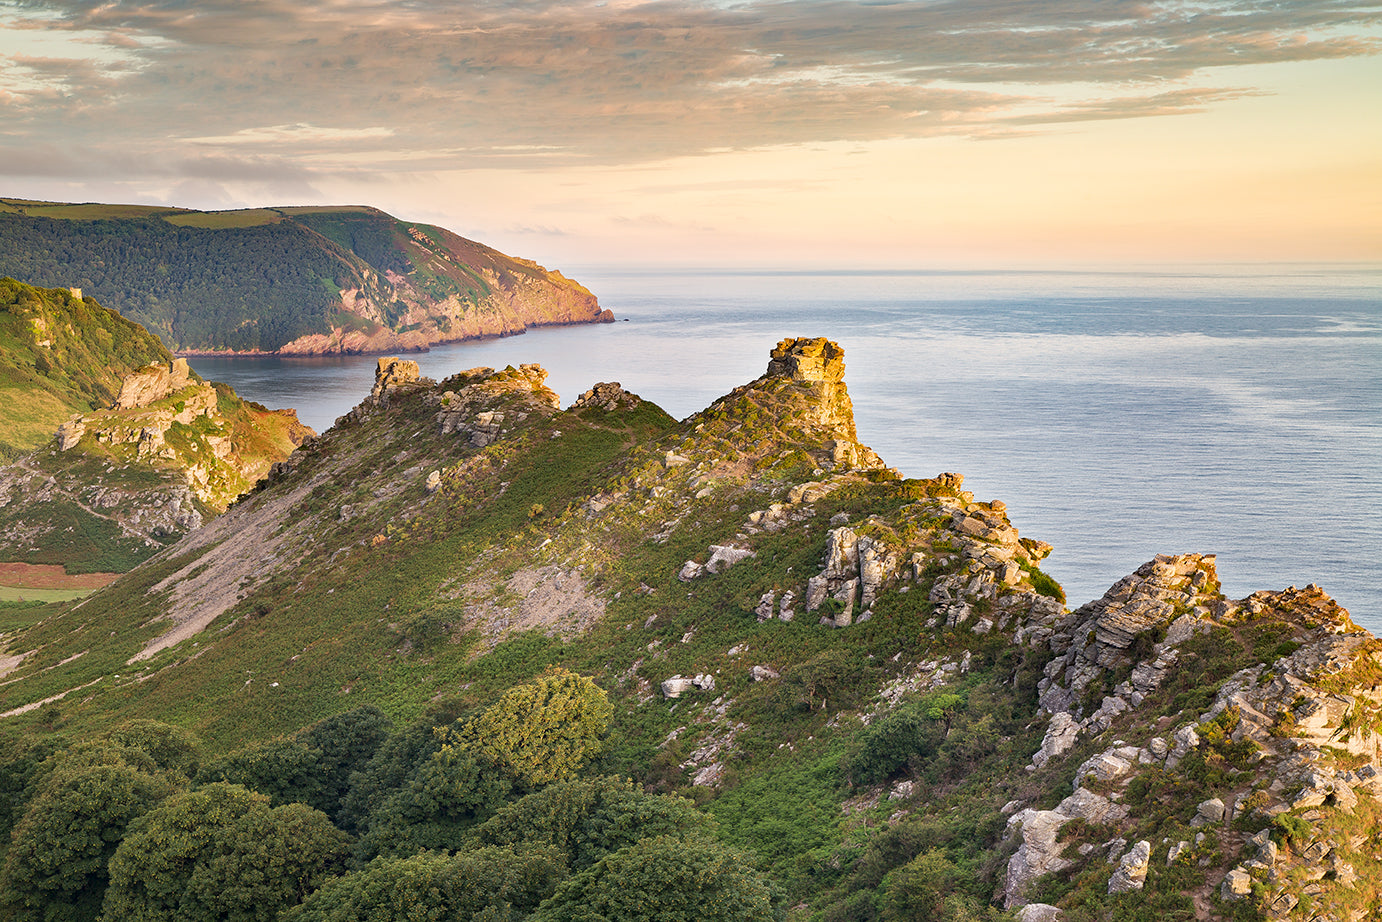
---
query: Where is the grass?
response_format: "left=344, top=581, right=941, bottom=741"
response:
left=162, top=210, right=283, bottom=229
left=0, top=586, right=93, bottom=603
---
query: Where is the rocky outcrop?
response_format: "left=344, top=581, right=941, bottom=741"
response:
left=371, top=357, right=423, bottom=399
left=1028, top=553, right=1221, bottom=766
left=0, top=360, right=309, bottom=572
left=114, top=359, right=194, bottom=409
left=763, top=337, right=884, bottom=471
left=425, top=364, right=560, bottom=448
left=571, top=382, right=641, bottom=412
left=996, top=550, right=1382, bottom=920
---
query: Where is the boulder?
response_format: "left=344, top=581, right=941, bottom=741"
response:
left=1191, top=797, right=1226, bottom=827
left=1004, top=809, right=1073, bottom=909
left=1107, top=840, right=1151, bottom=893
left=1016, top=905, right=1062, bottom=922
left=1220, top=869, right=1253, bottom=901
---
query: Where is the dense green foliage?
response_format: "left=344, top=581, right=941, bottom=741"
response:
left=0, top=277, right=170, bottom=451
left=0, top=215, right=354, bottom=351
left=101, top=782, right=350, bottom=922
left=284, top=846, right=566, bottom=922
left=447, top=668, right=613, bottom=789
left=530, top=833, right=782, bottom=922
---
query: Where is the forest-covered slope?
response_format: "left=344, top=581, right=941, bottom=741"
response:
left=0, top=339, right=1377, bottom=922
left=0, top=199, right=609, bottom=355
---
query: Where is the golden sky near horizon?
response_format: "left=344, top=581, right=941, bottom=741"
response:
left=1, top=0, right=1379, bottom=269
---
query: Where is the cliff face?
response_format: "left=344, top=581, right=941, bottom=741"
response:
left=0, top=337, right=1376, bottom=922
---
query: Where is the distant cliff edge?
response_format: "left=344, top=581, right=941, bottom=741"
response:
left=0, top=199, right=612, bottom=356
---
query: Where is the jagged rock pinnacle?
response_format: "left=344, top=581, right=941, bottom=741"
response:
left=766, top=337, right=846, bottom=383
left=761, top=337, right=883, bottom=471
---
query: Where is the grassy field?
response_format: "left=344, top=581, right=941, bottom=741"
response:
left=0, top=585, right=92, bottom=602
left=0, top=199, right=189, bottom=220
left=163, top=209, right=283, bottom=229
left=0, top=385, right=73, bottom=451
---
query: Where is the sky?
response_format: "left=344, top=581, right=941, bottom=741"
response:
left=1, top=0, right=1380, bottom=270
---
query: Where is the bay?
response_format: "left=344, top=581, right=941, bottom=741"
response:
left=188, top=266, right=1382, bottom=631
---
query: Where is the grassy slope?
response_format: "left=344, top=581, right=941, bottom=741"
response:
left=4, top=359, right=1370, bottom=920
left=0, top=279, right=172, bottom=454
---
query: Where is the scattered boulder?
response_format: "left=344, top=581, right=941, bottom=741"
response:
left=1107, top=840, right=1151, bottom=894
left=1220, top=868, right=1253, bottom=901
left=660, top=674, right=716, bottom=699
left=1191, top=797, right=1226, bottom=827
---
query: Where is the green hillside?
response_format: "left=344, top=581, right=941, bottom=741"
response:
left=0, top=339, right=1377, bottom=922
left=0, top=199, right=605, bottom=355
left=0, top=278, right=171, bottom=457
left=0, top=280, right=311, bottom=574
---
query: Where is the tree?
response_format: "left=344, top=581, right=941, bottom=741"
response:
left=472, top=775, right=712, bottom=870
left=196, top=738, right=323, bottom=811
left=100, top=782, right=349, bottom=922
left=352, top=744, right=512, bottom=861
left=283, top=845, right=565, bottom=922
left=444, top=668, right=612, bottom=789
left=529, top=834, right=782, bottom=922
left=0, top=757, right=178, bottom=922
left=297, top=706, right=392, bottom=821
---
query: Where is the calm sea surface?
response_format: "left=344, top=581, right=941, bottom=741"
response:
left=188, top=266, right=1382, bottom=632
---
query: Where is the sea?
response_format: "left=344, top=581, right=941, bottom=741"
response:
left=187, top=266, right=1382, bottom=633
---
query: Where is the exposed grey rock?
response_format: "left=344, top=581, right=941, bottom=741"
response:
left=1058, top=788, right=1129, bottom=826
left=1016, top=904, right=1062, bottom=922
left=1004, top=810, right=1073, bottom=909
left=754, top=591, right=776, bottom=621
left=1191, top=797, right=1226, bottom=827
left=1032, top=711, right=1080, bottom=769
left=750, top=665, right=779, bottom=682
left=1220, top=869, right=1253, bottom=901
left=661, top=676, right=695, bottom=698
left=1107, top=840, right=1151, bottom=893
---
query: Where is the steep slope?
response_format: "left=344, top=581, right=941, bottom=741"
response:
left=0, top=338, right=1377, bottom=922
left=0, top=278, right=171, bottom=457
left=0, top=199, right=610, bottom=354
left=0, top=355, right=311, bottom=575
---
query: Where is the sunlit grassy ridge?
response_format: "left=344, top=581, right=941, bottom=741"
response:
left=2, top=342, right=1378, bottom=922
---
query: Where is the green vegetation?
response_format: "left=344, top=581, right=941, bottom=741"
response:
left=0, top=278, right=170, bottom=451
left=0, top=202, right=596, bottom=353
left=1, top=338, right=1374, bottom=922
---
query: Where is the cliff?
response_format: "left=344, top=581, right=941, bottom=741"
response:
left=0, top=200, right=610, bottom=355
left=0, top=338, right=1375, bottom=922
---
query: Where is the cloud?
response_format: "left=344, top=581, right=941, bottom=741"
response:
left=2, top=0, right=1379, bottom=172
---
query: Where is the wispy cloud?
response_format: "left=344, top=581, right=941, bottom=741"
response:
left=1, top=0, right=1379, bottom=178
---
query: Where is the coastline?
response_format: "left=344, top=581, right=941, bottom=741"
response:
left=174, top=311, right=616, bottom=359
